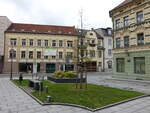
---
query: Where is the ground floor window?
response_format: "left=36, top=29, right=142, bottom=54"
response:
left=19, top=63, right=33, bottom=72
left=116, top=58, right=125, bottom=72
left=107, top=61, right=112, bottom=69
left=134, top=57, right=145, bottom=74
left=65, top=64, right=74, bottom=71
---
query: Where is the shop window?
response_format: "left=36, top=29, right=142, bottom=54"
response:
left=134, top=57, right=145, bottom=74
left=116, top=58, right=125, bottom=72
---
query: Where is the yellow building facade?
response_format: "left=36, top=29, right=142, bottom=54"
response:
left=3, top=23, right=104, bottom=73
left=3, top=23, right=78, bottom=73
left=110, top=0, right=150, bottom=80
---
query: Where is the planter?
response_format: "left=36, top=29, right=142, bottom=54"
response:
left=47, top=76, right=86, bottom=83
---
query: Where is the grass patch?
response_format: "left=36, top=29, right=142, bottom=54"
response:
left=13, top=80, right=144, bottom=109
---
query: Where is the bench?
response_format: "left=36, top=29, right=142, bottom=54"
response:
left=28, top=80, right=43, bottom=91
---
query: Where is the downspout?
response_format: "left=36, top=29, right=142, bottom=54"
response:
left=102, top=38, right=105, bottom=72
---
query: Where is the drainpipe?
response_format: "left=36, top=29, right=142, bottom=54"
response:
left=102, top=38, right=105, bottom=72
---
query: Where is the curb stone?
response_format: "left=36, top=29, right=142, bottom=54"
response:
left=11, top=80, right=149, bottom=112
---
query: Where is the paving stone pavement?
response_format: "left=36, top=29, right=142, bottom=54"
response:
left=0, top=73, right=150, bottom=113
left=87, top=72, right=150, bottom=94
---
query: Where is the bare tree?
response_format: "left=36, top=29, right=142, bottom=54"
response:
left=76, top=9, right=88, bottom=89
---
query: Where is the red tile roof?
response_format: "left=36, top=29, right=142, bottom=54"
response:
left=6, top=23, right=78, bottom=36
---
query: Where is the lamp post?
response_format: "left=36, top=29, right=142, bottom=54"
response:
left=10, top=49, right=15, bottom=80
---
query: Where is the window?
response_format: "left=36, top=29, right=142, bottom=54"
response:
left=80, top=50, right=84, bottom=57
left=124, top=16, right=129, bottom=27
left=137, top=33, right=144, bottom=45
left=59, top=40, right=63, bottom=47
left=37, top=40, right=41, bottom=46
left=137, top=11, right=144, bottom=23
left=52, top=56, right=56, bottom=59
left=108, top=39, right=112, bottom=46
left=108, top=29, right=112, bottom=35
left=21, top=51, right=26, bottom=59
left=45, top=40, right=48, bottom=47
left=91, top=40, right=95, bottom=44
left=22, top=39, right=26, bottom=46
left=108, top=61, right=112, bottom=69
left=108, top=49, right=112, bottom=56
left=90, top=50, right=95, bottom=57
left=87, top=40, right=90, bottom=44
left=67, top=52, right=73, bottom=59
left=134, top=57, right=145, bottom=74
left=44, top=56, right=48, bottom=59
left=98, top=51, right=101, bottom=58
left=67, top=41, right=73, bottom=47
left=37, top=51, right=41, bottom=59
left=59, top=52, right=63, bottom=59
left=90, top=33, right=93, bottom=35
left=124, top=36, right=129, bottom=48
left=98, top=40, right=101, bottom=46
left=10, top=39, right=17, bottom=46
left=116, top=19, right=120, bottom=29
left=29, top=51, right=33, bottom=59
left=86, top=50, right=88, bottom=56
left=52, top=40, right=56, bottom=47
left=29, top=39, right=33, bottom=46
left=9, top=49, right=16, bottom=58
left=116, top=58, right=125, bottom=72
left=116, top=38, right=121, bottom=48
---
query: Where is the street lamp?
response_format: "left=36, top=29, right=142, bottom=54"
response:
left=10, top=49, right=15, bottom=80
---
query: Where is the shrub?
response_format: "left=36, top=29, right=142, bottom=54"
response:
left=52, top=71, right=77, bottom=78
left=63, top=72, right=76, bottom=78
left=52, top=71, right=64, bottom=78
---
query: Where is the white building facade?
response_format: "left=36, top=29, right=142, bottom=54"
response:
left=0, top=16, right=11, bottom=73
left=95, top=28, right=113, bottom=72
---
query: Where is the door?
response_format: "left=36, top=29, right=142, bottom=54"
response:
left=46, top=63, right=56, bottom=73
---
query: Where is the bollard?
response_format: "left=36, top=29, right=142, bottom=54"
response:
left=19, top=73, right=23, bottom=84
left=45, top=86, right=48, bottom=93
left=47, top=96, right=51, bottom=103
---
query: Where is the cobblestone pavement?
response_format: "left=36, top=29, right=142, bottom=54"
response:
left=0, top=73, right=150, bottom=113
left=87, top=72, right=150, bottom=94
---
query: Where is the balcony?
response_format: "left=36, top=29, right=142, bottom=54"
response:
left=78, top=45, right=87, bottom=50
left=97, top=45, right=104, bottom=50
left=113, top=43, right=150, bottom=54
left=89, top=43, right=96, bottom=47
left=114, top=20, right=150, bottom=32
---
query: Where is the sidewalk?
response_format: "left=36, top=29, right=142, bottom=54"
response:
left=0, top=78, right=150, bottom=113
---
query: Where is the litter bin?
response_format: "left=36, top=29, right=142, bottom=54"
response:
left=47, top=96, right=51, bottom=102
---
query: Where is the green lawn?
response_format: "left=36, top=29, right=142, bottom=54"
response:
left=13, top=80, right=144, bottom=109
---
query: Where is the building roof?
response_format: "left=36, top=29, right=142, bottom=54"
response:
left=110, top=0, right=133, bottom=14
left=94, top=28, right=112, bottom=37
left=6, top=23, right=78, bottom=36
left=116, top=0, right=132, bottom=9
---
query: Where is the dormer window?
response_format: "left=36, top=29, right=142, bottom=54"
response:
left=90, top=33, right=93, bottom=36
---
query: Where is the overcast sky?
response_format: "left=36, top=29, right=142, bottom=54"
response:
left=0, top=0, right=123, bottom=29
